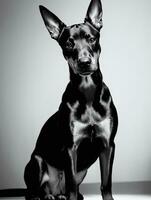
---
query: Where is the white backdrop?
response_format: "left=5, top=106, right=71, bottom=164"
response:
left=0, top=0, right=151, bottom=188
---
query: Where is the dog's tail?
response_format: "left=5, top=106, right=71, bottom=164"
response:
left=0, top=188, right=26, bottom=197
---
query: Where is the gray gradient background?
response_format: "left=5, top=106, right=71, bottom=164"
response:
left=0, top=0, right=151, bottom=189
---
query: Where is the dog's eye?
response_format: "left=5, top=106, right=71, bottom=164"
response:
left=66, top=40, right=74, bottom=49
left=89, top=37, right=96, bottom=43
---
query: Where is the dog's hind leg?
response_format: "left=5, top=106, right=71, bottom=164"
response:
left=24, top=155, right=58, bottom=200
left=24, top=155, right=44, bottom=200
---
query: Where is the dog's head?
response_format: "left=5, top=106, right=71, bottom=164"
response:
left=39, top=0, right=103, bottom=76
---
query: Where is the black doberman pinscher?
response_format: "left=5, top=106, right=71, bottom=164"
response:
left=24, top=0, right=118, bottom=200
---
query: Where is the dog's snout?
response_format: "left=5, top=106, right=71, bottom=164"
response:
left=78, top=57, right=91, bottom=66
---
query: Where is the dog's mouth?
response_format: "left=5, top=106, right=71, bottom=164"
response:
left=69, top=61, right=97, bottom=76
left=79, top=71, right=93, bottom=76
left=78, top=66, right=95, bottom=76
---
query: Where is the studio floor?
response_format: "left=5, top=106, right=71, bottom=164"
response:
left=0, top=195, right=151, bottom=200
left=0, top=182, right=151, bottom=200
left=89, top=195, right=151, bottom=200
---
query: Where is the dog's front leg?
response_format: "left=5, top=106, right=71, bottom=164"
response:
left=99, top=143, right=115, bottom=200
left=67, top=146, right=78, bottom=200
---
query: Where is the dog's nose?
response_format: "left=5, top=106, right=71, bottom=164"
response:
left=78, top=57, right=91, bottom=66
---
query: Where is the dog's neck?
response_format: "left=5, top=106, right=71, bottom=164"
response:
left=69, top=66, right=103, bottom=103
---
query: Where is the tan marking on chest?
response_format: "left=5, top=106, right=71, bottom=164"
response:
left=67, top=101, right=112, bottom=147
left=81, top=105, right=101, bottom=123
left=98, top=117, right=112, bottom=144
left=100, top=86, right=112, bottom=109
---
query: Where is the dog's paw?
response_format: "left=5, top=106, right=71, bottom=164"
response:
left=56, top=195, right=67, bottom=200
left=44, top=194, right=55, bottom=200
left=103, top=193, right=114, bottom=200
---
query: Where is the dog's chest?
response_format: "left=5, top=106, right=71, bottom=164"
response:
left=67, top=99, right=112, bottom=148
left=67, top=78, right=112, bottom=148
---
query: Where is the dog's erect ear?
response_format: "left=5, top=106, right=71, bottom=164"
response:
left=39, top=5, right=66, bottom=40
left=85, top=0, right=103, bottom=31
